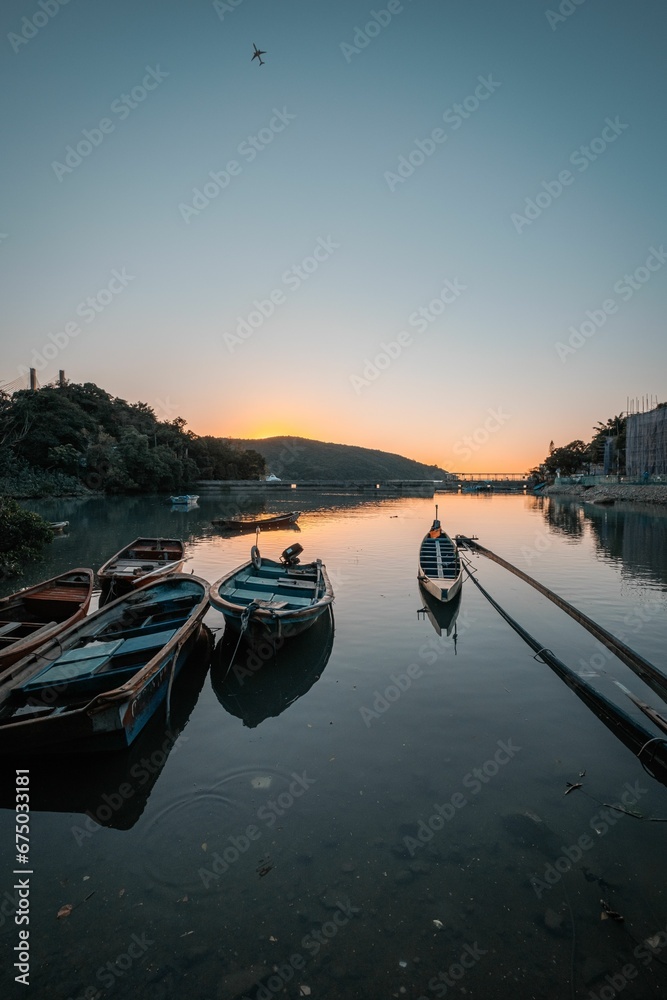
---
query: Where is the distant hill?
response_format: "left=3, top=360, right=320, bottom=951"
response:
left=232, top=436, right=448, bottom=481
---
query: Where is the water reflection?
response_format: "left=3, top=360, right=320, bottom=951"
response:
left=417, top=582, right=462, bottom=639
left=0, top=630, right=211, bottom=829
left=210, top=607, right=334, bottom=727
left=585, top=504, right=667, bottom=587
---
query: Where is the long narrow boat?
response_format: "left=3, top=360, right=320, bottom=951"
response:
left=211, top=511, right=301, bottom=531
left=98, top=537, right=185, bottom=604
left=417, top=506, right=462, bottom=603
left=0, top=575, right=210, bottom=754
left=209, top=543, right=333, bottom=644
left=0, top=569, right=94, bottom=673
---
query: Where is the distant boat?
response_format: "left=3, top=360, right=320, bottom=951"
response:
left=209, top=542, right=333, bottom=644
left=170, top=495, right=199, bottom=506
left=0, top=569, right=94, bottom=673
left=0, top=575, right=209, bottom=754
left=417, top=506, right=463, bottom=603
left=211, top=511, right=301, bottom=531
left=98, top=537, right=186, bottom=605
left=592, top=497, right=615, bottom=506
left=49, top=521, right=70, bottom=533
left=265, top=474, right=281, bottom=482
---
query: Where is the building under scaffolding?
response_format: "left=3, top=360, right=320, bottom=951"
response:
left=625, top=406, right=667, bottom=476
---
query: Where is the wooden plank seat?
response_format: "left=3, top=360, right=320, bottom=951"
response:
left=20, top=627, right=177, bottom=695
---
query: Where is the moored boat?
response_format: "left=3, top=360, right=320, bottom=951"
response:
left=98, top=537, right=185, bottom=604
left=0, top=575, right=210, bottom=753
left=209, top=542, right=333, bottom=644
left=170, top=495, right=199, bottom=505
left=418, top=581, right=462, bottom=637
left=417, top=506, right=462, bottom=603
left=211, top=511, right=301, bottom=531
left=0, top=569, right=94, bottom=673
left=49, top=521, right=70, bottom=533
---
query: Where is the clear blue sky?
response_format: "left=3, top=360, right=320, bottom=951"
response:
left=1, top=0, right=665, bottom=471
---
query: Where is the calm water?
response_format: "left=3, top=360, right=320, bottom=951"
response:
left=1, top=493, right=667, bottom=1000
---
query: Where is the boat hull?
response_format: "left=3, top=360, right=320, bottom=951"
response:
left=0, top=575, right=209, bottom=754
left=418, top=569, right=463, bottom=603
left=98, top=537, right=185, bottom=605
left=418, top=524, right=462, bottom=604
left=209, top=555, right=333, bottom=646
left=211, top=512, right=301, bottom=531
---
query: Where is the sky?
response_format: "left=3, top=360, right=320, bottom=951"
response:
left=1, top=0, right=665, bottom=473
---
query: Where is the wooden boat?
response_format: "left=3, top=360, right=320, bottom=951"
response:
left=211, top=511, right=301, bottom=531
left=0, top=575, right=210, bottom=754
left=209, top=542, right=333, bottom=644
left=98, top=537, right=185, bottom=604
left=170, top=495, right=199, bottom=505
left=417, top=506, right=462, bottom=603
left=0, top=569, right=94, bottom=673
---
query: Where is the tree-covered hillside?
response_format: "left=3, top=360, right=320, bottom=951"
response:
left=0, top=382, right=265, bottom=496
left=233, top=436, right=448, bottom=481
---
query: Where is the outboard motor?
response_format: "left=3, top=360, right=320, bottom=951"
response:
left=280, top=543, right=303, bottom=567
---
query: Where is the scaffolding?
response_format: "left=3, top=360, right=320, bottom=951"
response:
left=626, top=407, right=667, bottom=476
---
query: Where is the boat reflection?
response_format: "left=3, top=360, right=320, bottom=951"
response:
left=0, top=629, right=212, bottom=829
left=417, top=582, right=462, bottom=640
left=210, top=607, right=334, bottom=727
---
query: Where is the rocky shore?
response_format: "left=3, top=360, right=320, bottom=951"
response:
left=543, top=483, right=667, bottom=507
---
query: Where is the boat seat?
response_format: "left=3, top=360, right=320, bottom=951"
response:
left=276, top=577, right=315, bottom=590
left=0, top=622, right=21, bottom=637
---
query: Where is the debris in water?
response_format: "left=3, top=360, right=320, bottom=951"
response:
left=251, top=776, right=273, bottom=790
left=432, top=919, right=444, bottom=930
left=579, top=769, right=587, bottom=777
left=600, top=900, right=624, bottom=922
left=399, top=959, right=408, bottom=968
left=564, top=782, right=583, bottom=795
left=57, top=904, right=73, bottom=919
left=299, top=987, right=311, bottom=996
left=269, top=936, right=278, bottom=942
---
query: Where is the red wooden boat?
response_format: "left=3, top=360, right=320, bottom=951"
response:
left=0, top=569, right=94, bottom=673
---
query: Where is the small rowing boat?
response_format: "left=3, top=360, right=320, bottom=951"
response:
left=98, top=538, right=185, bottom=604
left=209, top=542, right=333, bottom=644
left=49, top=521, right=70, bottom=533
left=0, top=575, right=209, bottom=753
left=170, top=495, right=199, bottom=506
left=211, top=511, right=301, bottom=531
left=0, top=569, right=94, bottom=673
left=417, top=506, right=462, bottom=603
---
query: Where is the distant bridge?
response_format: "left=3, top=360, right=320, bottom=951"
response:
left=438, top=473, right=530, bottom=490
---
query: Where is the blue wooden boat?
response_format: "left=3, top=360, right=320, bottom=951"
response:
left=209, top=543, right=333, bottom=644
left=0, top=575, right=209, bottom=754
left=170, top=495, right=199, bottom=506
left=417, top=506, right=462, bottom=603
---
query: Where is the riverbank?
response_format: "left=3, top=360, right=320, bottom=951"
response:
left=543, top=482, right=667, bottom=506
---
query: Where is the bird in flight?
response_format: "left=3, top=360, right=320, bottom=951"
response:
left=252, top=43, right=266, bottom=66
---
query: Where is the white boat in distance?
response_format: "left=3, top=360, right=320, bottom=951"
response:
left=417, top=506, right=463, bottom=603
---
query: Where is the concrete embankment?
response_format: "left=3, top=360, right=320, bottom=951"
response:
left=544, top=483, right=667, bottom=507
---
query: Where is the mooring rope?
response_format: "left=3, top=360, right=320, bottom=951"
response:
left=460, top=560, right=667, bottom=782
left=457, top=536, right=667, bottom=706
